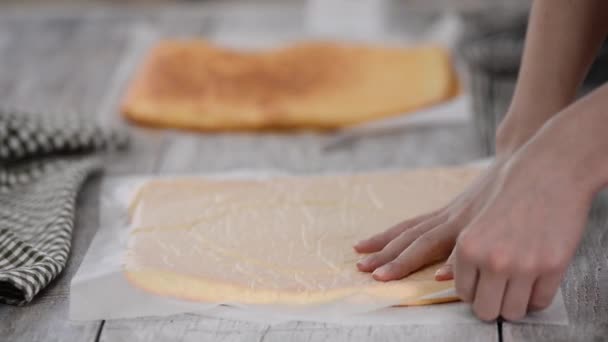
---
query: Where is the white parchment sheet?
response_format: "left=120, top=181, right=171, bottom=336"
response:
left=70, top=170, right=568, bottom=326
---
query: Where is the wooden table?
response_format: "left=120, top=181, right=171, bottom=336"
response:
left=0, top=2, right=606, bottom=341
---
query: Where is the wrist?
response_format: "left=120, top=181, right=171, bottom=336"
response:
left=495, top=113, right=537, bottom=157
left=495, top=124, right=526, bottom=157
left=502, top=131, right=593, bottom=210
left=560, top=117, right=608, bottom=195
left=526, top=111, right=608, bottom=198
left=495, top=101, right=570, bottom=157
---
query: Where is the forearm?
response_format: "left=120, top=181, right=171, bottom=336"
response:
left=497, top=0, right=608, bottom=154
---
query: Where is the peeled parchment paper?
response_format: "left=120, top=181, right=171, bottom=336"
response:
left=70, top=169, right=568, bottom=326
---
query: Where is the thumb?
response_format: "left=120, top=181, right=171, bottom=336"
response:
left=435, top=250, right=456, bottom=281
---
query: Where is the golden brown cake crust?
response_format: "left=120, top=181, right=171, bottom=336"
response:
left=121, top=40, right=460, bottom=131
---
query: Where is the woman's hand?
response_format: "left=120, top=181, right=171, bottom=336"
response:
left=354, top=137, right=591, bottom=321
left=353, top=157, right=509, bottom=281
left=451, top=116, right=596, bottom=321
left=355, top=92, right=607, bottom=321
left=352, top=102, right=543, bottom=282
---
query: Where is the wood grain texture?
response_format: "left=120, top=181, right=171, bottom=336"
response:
left=155, top=124, right=483, bottom=175
left=504, top=192, right=608, bottom=342
left=101, top=316, right=498, bottom=342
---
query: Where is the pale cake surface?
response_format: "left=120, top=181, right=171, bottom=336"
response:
left=124, top=167, right=479, bottom=306
left=121, top=40, right=459, bottom=131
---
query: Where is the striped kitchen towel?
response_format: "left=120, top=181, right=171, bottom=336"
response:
left=0, top=109, right=127, bottom=305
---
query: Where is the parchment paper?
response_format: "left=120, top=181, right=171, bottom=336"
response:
left=70, top=169, right=568, bottom=326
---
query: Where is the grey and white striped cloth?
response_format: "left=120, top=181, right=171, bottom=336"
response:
left=0, top=109, right=127, bottom=305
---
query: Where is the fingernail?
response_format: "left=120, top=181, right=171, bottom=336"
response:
left=357, top=256, right=371, bottom=267
left=373, top=264, right=391, bottom=279
left=435, top=265, right=453, bottom=281
left=354, top=239, right=368, bottom=248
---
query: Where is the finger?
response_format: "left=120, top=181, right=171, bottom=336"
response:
left=500, top=276, right=535, bottom=321
left=357, top=214, right=447, bottom=272
left=453, top=244, right=479, bottom=303
left=472, top=270, right=508, bottom=321
left=354, top=210, right=440, bottom=253
left=435, top=249, right=456, bottom=281
left=529, top=273, right=562, bottom=311
left=372, top=226, right=455, bottom=281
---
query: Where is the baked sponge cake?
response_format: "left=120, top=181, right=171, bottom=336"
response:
left=124, top=167, right=479, bottom=306
left=121, top=40, right=459, bottom=131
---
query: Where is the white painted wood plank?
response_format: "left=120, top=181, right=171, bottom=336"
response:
left=101, top=316, right=497, bottom=342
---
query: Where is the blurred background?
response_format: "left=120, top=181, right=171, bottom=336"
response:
left=1, top=0, right=607, bottom=156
